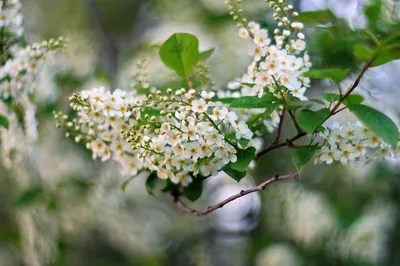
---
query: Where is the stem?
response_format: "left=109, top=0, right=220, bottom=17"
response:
left=255, top=132, right=307, bottom=160
left=313, top=58, right=376, bottom=133
left=273, top=107, right=286, bottom=144
left=172, top=172, right=299, bottom=216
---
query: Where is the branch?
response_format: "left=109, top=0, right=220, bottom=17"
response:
left=273, top=107, right=286, bottom=144
left=255, top=132, right=307, bottom=160
left=312, top=58, right=376, bottom=133
left=172, top=172, right=300, bottom=216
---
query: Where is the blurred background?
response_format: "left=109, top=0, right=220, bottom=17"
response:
left=1, top=0, right=400, bottom=265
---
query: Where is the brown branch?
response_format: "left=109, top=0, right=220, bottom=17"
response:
left=172, top=172, right=300, bottom=216
left=273, top=108, right=286, bottom=144
left=313, top=58, right=376, bottom=133
left=287, top=109, right=302, bottom=133
left=255, top=132, right=307, bottom=160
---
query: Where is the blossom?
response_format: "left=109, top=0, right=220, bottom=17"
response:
left=191, top=98, right=208, bottom=113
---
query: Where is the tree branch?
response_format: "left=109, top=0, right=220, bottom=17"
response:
left=273, top=107, right=286, bottom=144
left=255, top=132, right=307, bottom=160
left=172, top=172, right=299, bottom=216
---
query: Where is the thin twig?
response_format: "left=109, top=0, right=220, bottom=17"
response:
left=172, top=172, right=300, bottom=216
left=313, top=58, right=376, bottom=133
left=273, top=108, right=286, bottom=144
left=255, top=132, right=307, bottom=160
left=332, top=106, right=347, bottom=115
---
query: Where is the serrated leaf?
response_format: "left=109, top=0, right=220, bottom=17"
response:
left=183, top=177, right=203, bottom=201
left=223, top=164, right=246, bottom=182
left=0, top=115, right=9, bottom=129
left=230, top=147, right=256, bottom=172
left=322, top=93, right=364, bottom=106
left=296, top=10, right=336, bottom=24
left=159, top=33, right=200, bottom=78
left=199, top=48, right=215, bottom=61
left=14, top=186, right=44, bottom=209
left=296, top=108, right=330, bottom=133
left=304, top=68, right=351, bottom=83
left=348, top=104, right=399, bottom=147
left=293, top=146, right=318, bottom=171
left=145, top=172, right=158, bottom=197
left=229, top=94, right=281, bottom=108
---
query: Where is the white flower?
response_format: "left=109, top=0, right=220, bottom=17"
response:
left=201, top=91, right=215, bottom=99
left=183, top=142, right=201, bottom=160
left=319, top=146, right=336, bottom=164
left=191, top=98, right=208, bottom=113
left=212, top=106, right=228, bottom=120
left=253, top=29, right=270, bottom=47
left=238, top=27, right=249, bottom=39
left=334, top=143, right=356, bottom=164
left=235, top=121, right=253, bottom=139
left=290, top=87, right=308, bottom=101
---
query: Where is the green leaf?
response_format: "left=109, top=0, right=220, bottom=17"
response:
left=353, top=44, right=374, bottom=61
left=121, top=176, right=135, bottom=192
left=322, top=93, right=364, bottom=105
left=230, top=147, right=256, bottom=172
left=183, top=177, right=203, bottom=201
left=293, top=146, right=318, bottom=171
left=380, top=32, right=400, bottom=46
left=223, top=164, right=246, bottom=182
left=296, top=108, right=330, bottom=133
left=145, top=172, right=158, bottom=197
left=212, top=97, right=236, bottom=104
left=159, top=33, right=200, bottom=78
left=286, top=104, right=312, bottom=111
left=0, top=115, right=9, bottom=129
left=229, top=94, right=281, bottom=108
left=371, top=46, right=400, bottom=67
left=296, top=10, right=336, bottom=24
left=348, top=104, right=399, bottom=147
left=309, top=98, right=326, bottom=106
left=304, top=68, right=351, bottom=83
left=14, top=186, right=44, bottom=209
left=199, top=48, right=215, bottom=61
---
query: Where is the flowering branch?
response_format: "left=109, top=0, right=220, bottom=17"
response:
left=172, top=172, right=299, bottom=216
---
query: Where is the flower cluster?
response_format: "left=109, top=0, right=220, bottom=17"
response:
left=315, top=123, right=400, bottom=167
left=232, top=0, right=311, bottom=101
left=0, top=38, right=66, bottom=100
left=54, top=87, right=139, bottom=176
left=58, top=87, right=254, bottom=186
left=0, top=0, right=23, bottom=42
left=0, top=0, right=65, bottom=167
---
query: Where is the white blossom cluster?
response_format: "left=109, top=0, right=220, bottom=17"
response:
left=315, top=123, right=400, bottom=167
left=55, top=87, right=140, bottom=177
left=0, top=0, right=24, bottom=40
left=235, top=0, right=312, bottom=101
left=0, top=0, right=65, bottom=168
left=60, top=87, right=254, bottom=186
left=0, top=38, right=66, bottom=100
